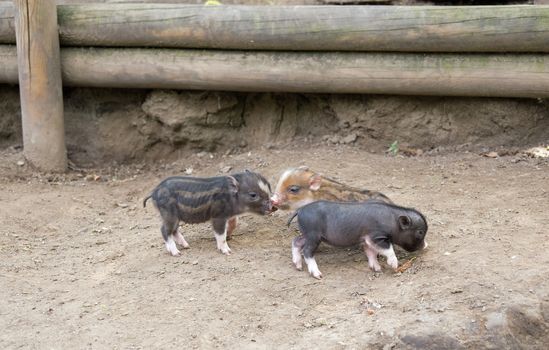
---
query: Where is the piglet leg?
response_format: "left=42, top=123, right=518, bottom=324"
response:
left=378, top=244, right=399, bottom=270
left=302, top=239, right=322, bottom=279
left=304, top=257, right=322, bottom=280
left=225, top=216, right=238, bottom=241
left=363, top=245, right=382, bottom=272
left=211, top=218, right=231, bottom=255
left=174, top=230, right=190, bottom=249
left=161, top=219, right=181, bottom=257
left=291, top=235, right=306, bottom=270
left=365, top=236, right=398, bottom=271
left=157, top=206, right=182, bottom=256
left=165, top=235, right=181, bottom=257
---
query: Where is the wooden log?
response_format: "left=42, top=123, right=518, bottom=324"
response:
left=50, top=4, right=549, bottom=52
left=0, top=44, right=17, bottom=83
left=61, top=49, right=549, bottom=98
left=0, top=2, right=15, bottom=44
left=2, top=4, right=549, bottom=52
left=1, top=45, right=547, bottom=98
left=15, top=0, right=67, bottom=172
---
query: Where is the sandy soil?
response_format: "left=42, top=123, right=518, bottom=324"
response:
left=1, top=143, right=548, bottom=349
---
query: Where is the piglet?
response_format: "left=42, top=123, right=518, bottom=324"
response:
left=288, top=200, right=428, bottom=279
left=144, top=170, right=273, bottom=256
left=271, top=166, right=392, bottom=211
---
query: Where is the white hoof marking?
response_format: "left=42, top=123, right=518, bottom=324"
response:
left=304, top=256, right=322, bottom=279
left=165, top=236, right=181, bottom=256
left=378, top=244, right=399, bottom=270
left=215, top=236, right=231, bottom=255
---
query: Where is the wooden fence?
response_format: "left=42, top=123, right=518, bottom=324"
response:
left=0, top=2, right=548, bottom=171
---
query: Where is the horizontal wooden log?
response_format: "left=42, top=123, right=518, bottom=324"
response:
left=2, top=4, right=549, bottom=51
left=0, top=44, right=17, bottom=82
left=1, top=45, right=548, bottom=98
left=0, top=2, right=15, bottom=44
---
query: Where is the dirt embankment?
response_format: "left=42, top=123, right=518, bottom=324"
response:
left=1, top=86, right=548, bottom=166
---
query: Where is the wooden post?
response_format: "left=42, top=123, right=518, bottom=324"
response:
left=14, top=0, right=67, bottom=172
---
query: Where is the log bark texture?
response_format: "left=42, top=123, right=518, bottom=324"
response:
left=1, top=45, right=548, bottom=98
left=1, top=4, right=549, bottom=52
left=0, top=2, right=14, bottom=44
left=15, top=0, right=67, bottom=172
left=0, top=44, right=17, bottom=83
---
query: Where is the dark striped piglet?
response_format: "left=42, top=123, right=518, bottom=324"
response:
left=144, top=170, right=273, bottom=256
left=288, top=201, right=428, bottom=279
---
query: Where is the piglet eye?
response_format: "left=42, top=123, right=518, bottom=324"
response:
left=288, top=186, right=300, bottom=194
left=249, top=192, right=258, bottom=199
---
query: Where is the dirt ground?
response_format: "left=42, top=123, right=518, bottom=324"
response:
left=1, top=143, right=548, bottom=349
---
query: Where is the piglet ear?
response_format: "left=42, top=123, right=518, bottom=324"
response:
left=398, top=215, right=412, bottom=230
left=297, top=165, right=310, bottom=171
left=227, top=176, right=239, bottom=194
left=309, top=174, right=322, bottom=191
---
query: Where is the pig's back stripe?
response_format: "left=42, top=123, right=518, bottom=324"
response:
left=176, top=201, right=212, bottom=216
left=174, top=187, right=221, bottom=199
left=166, top=178, right=226, bottom=193
left=164, top=176, right=228, bottom=185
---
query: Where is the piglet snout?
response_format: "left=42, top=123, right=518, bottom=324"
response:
left=269, top=194, right=282, bottom=213
left=270, top=193, right=281, bottom=206
left=265, top=205, right=278, bottom=214
left=263, top=200, right=278, bottom=215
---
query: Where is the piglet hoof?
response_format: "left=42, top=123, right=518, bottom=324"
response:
left=219, top=246, right=232, bottom=255
left=311, top=271, right=323, bottom=280
left=174, top=233, right=190, bottom=249
left=369, top=263, right=382, bottom=273
left=168, top=250, right=181, bottom=257
left=166, top=242, right=181, bottom=257
left=294, top=262, right=303, bottom=271
left=177, top=240, right=190, bottom=249
left=387, top=257, right=399, bottom=270
left=216, top=240, right=232, bottom=255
